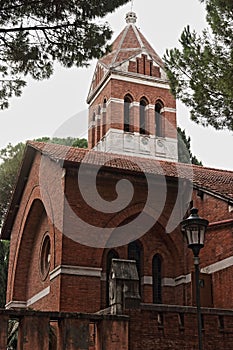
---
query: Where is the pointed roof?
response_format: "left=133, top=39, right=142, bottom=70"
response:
left=99, top=12, right=164, bottom=69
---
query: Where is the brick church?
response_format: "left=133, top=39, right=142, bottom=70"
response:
left=1, top=11, right=233, bottom=350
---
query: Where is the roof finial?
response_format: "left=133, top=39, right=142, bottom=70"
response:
left=125, top=11, right=137, bottom=24
left=131, top=0, right=134, bottom=11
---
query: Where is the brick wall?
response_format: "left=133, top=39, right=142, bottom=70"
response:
left=6, top=150, right=233, bottom=315
left=88, top=76, right=177, bottom=149
left=2, top=306, right=233, bottom=349
left=0, top=309, right=129, bottom=350
left=127, top=304, right=233, bottom=350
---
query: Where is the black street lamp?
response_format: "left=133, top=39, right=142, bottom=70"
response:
left=181, top=208, right=209, bottom=350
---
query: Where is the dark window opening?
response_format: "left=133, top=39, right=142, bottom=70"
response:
left=124, top=95, right=132, bottom=132
left=128, top=240, right=142, bottom=295
left=140, top=99, right=148, bottom=134
left=136, top=58, right=139, bottom=73
left=155, top=102, right=163, bottom=137
left=153, top=254, right=162, bottom=304
left=150, top=61, right=153, bottom=76
left=143, top=55, right=146, bottom=75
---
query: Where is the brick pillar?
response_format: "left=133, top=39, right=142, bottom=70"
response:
left=109, top=100, right=124, bottom=130
left=96, top=319, right=128, bottom=350
left=17, top=315, right=50, bottom=350
left=147, top=106, right=155, bottom=135
left=0, top=314, right=9, bottom=350
left=132, top=103, right=140, bottom=133
left=58, top=318, right=89, bottom=350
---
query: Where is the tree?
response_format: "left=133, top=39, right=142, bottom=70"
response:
left=0, top=0, right=129, bottom=109
left=0, top=239, right=9, bottom=307
left=177, top=127, right=203, bottom=165
left=164, top=0, right=233, bottom=131
left=0, top=142, right=25, bottom=307
left=0, top=142, right=25, bottom=228
left=35, top=136, right=88, bottom=147
left=0, top=137, right=87, bottom=228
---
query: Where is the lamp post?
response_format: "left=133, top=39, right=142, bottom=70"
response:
left=181, top=208, right=209, bottom=350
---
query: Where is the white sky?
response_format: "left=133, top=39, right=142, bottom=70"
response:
left=0, top=0, right=232, bottom=171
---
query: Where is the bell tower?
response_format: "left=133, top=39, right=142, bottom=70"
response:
left=87, top=12, right=178, bottom=162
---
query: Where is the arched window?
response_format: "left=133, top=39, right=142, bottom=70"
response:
left=106, top=250, right=119, bottom=307
left=140, top=98, right=148, bottom=135
left=128, top=240, right=142, bottom=294
left=155, top=102, right=163, bottom=137
left=124, top=95, right=133, bottom=132
left=152, top=254, right=162, bottom=304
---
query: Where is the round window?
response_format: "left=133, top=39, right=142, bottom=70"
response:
left=40, top=234, right=51, bottom=280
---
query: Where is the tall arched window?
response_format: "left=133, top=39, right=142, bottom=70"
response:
left=140, top=98, right=148, bottom=134
left=155, top=101, right=163, bottom=137
left=124, top=95, right=133, bottom=132
left=106, top=250, right=119, bottom=306
left=152, top=254, right=162, bottom=304
left=128, top=240, right=142, bottom=294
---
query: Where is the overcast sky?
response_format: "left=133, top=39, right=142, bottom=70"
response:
left=0, top=0, right=232, bottom=171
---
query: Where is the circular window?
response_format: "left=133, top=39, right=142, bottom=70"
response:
left=40, top=234, right=51, bottom=280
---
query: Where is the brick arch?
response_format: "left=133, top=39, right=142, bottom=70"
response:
left=10, top=199, right=49, bottom=303
left=143, top=222, right=183, bottom=276
left=124, top=93, right=133, bottom=102
left=104, top=204, right=183, bottom=272
left=139, top=96, right=149, bottom=105
left=98, top=202, right=183, bottom=261
left=123, top=91, right=135, bottom=101
left=154, top=97, right=165, bottom=107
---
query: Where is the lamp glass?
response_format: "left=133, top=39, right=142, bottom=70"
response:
left=185, top=225, right=205, bottom=246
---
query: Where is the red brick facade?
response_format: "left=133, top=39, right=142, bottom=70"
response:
left=87, top=13, right=177, bottom=151
left=2, top=142, right=233, bottom=350
left=2, top=11, right=233, bottom=349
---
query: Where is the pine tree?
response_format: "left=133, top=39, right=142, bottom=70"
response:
left=164, top=0, right=233, bottom=131
left=0, top=0, right=129, bottom=109
left=177, top=127, right=203, bottom=166
left=0, top=240, right=9, bottom=307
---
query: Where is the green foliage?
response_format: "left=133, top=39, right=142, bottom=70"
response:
left=177, top=127, right=203, bottom=166
left=35, top=136, right=88, bottom=148
left=164, top=0, right=233, bottom=131
left=0, top=137, right=87, bottom=227
left=0, top=240, right=9, bottom=307
left=0, top=143, right=25, bottom=228
left=0, top=0, right=129, bottom=109
left=71, top=138, right=88, bottom=148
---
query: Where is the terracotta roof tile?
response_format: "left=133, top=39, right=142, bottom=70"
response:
left=28, top=141, right=233, bottom=202
left=99, top=23, right=164, bottom=68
